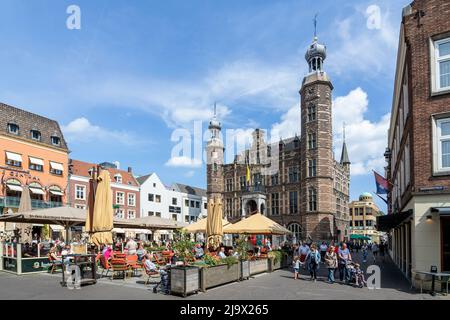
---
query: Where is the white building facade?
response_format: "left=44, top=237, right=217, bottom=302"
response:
left=137, top=173, right=207, bottom=224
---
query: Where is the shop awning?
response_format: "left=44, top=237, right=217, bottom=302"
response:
left=431, top=207, right=450, bottom=216
left=377, top=209, right=413, bottom=232
left=29, top=157, right=44, bottom=166
left=350, top=234, right=371, bottom=240
left=6, top=184, right=23, bottom=192
left=50, top=161, right=64, bottom=171
left=112, top=228, right=126, bottom=233
left=29, top=187, right=45, bottom=195
left=6, top=152, right=23, bottom=162
left=50, top=190, right=64, bottom=196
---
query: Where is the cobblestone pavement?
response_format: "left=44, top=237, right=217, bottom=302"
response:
left=0, top=252, right=447, bottom=300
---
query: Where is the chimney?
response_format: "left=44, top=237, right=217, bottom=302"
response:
left=128, top=167, right=132, bottom=173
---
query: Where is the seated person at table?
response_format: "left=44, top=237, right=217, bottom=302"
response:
left=194, top=243, right=204, bottom=259
left=49, top=247, right=61, bottom=262
left=228, top=249, right=239, bottom=258
left=218, top=247, right=227, bottom=259
left=144, top=254, right=158, bottom=272
left=136, top=243, right=147, bottom=261
left=103, top=246, right=112, bottom=261
left=125, top=237, right=138, bottom=255
left=61, top=245, right=72, bottom=264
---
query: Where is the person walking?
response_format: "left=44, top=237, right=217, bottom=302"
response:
left=362, top=243, right=368, bottom=263
left=298, top=242, right=310, bottom=270
left=325, top=245, right=338, bottom=284
left=306, top=244, right=321, bottom=282
left=372, top=242, right=379, bottom=263
left=293, top=256, right=300, bottom=280
left=319, top=241, right=328, bottom=263
left=338, top=243, right=352, bottom=284
left=379, top=241, right=386, bottom=263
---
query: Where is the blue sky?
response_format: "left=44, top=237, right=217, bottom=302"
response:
left=0, top=0, right=412, bottom=211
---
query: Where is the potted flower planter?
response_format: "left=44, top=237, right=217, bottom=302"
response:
left=249, top=258, right=269, bottom=275
left=199, top=263, right=240, bottom=292
left=170, top=265, right=200, bottom=297
left=268, top=257, right=282, bottom=272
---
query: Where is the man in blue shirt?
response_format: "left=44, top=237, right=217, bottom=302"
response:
left=338, top=243, right=352, bottom=284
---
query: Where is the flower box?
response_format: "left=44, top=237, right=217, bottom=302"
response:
left=170, top=266, right=200, bottom=297
left=249, top=259, right=269, bottom=275
left=199, top=263, right=240, bottom=292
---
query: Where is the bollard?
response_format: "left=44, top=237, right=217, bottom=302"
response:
left=0, top=242, right=3, bottom=271
left=17, top=243, right=22, bottom=275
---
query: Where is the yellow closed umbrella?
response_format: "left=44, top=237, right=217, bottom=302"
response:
left=18, top=185, right=33, bottom=243
left=207, top=197, right=223, bottom=250
left=86, top=170, right=114, bottom=246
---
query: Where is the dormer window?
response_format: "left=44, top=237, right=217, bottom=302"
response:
left=7, top=123, right=19, bottom=135
left=31, top=130, right=41, bottom=141
left=114, top=174, right=122, bottom=183
left=51, top=136, right=61, bottom=146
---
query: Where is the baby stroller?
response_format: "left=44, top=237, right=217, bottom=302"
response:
left=347, top=261, right=366, bottom=288
left=152, top=265, right=171, bottom=295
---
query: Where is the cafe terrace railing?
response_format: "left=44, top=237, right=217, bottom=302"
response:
left=0, top=197, right=63, bottom=210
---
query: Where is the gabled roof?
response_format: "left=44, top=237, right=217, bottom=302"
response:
left=70, top=159, right=139, bottom=187
left=172, top=183, right=207, bottom=198
left=136, top=173, right=153, bottom=185
left=0, top=102, right=68, bottom=150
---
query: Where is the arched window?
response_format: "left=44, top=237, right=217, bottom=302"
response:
left=288, top=223, right=302, bottom=243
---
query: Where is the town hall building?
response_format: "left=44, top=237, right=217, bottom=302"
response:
left=206, top=34, right=351, bottom=242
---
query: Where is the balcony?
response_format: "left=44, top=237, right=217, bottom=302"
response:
left=0, top=197, right=64, bottom=210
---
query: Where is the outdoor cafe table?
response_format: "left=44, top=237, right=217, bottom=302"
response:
left=415, top=270, right=450, bottom=296
left=60, top=254, right=97, bottom=287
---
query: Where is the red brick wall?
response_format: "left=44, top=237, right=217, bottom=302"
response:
left=405, top=0, right=450, bottom=191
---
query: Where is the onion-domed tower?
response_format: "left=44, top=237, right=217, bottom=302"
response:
left=300, top=31, right=335, bottom=241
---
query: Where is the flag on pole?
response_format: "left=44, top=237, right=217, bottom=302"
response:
left=372, top=190, right=388, bottom=205
left=246, top=165, right=251, bottom=183
left=374, top=171, right=390, bottom=194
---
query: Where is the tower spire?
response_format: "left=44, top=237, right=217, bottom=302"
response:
left=340, top=122, right=350, bottom=166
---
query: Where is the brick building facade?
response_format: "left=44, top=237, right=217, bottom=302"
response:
left=0, top=103, right=69, bottom=240
left=68, top=159, right=140, bottom=220
left=206, top=36, right=351, bottom=242
left=379, top=0, right=450, bottom=284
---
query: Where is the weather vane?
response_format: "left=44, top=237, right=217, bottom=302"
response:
left=314, top=13, right=318, bottom=38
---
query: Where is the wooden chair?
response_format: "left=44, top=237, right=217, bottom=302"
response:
left=110, top=258, right=128, bottom=280
left=126, top=255, right=141, bottom=277
left=153, top=253, right=166, bottom=266
left=99, top=256, right=111, bottom=278
left=47, top=254, right=63, bottom=274
left=114, top=252, right=126, bottom=259
left=141, top=258, right=160, bottom=285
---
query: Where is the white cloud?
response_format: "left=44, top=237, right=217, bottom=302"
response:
left=327, top=4, right=398, bottom=77
left=333, top=88, right=390, bottom=175
left=268, top=87, right=389, bottom=176
left=62, top=117, right=141, bottom=145
left=165, top=156, right=202, bottom=168
left=270, top=104, right=300, bottom=142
